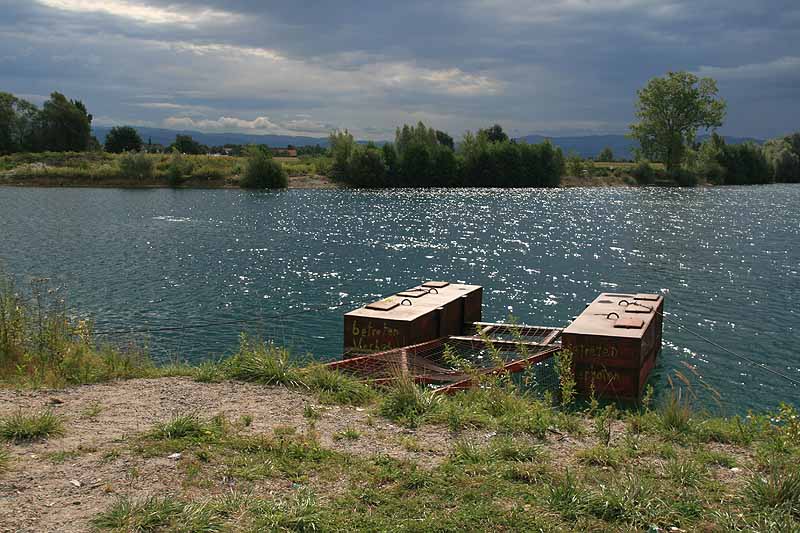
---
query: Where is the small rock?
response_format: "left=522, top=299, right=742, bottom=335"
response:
left=168, top=453, right=182, bottom=460
left=730, top=467, right=742, bottom=473
left=69, top=480, right=81, bottom=488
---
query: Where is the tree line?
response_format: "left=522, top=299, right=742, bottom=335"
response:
left=0, top=92, right=94, bottom=153
left=329, top=122, right=564, bottom=188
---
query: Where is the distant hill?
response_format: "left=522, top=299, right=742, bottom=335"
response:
left=92, top=126, right=330, bottom=148
left=93, top=126, right=762, bottom=159
left=515, top=134, right=764, bottom=160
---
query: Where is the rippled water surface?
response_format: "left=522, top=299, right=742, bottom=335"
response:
left=1, top=186, right=798, bottom=412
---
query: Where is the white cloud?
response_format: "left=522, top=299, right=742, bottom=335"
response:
left=35, top=0, right=239, bottom=26
left=163, top=116, right=283, bottom=132
left=694, top=56, right=800, bottom=81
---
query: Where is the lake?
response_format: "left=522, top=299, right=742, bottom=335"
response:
left=1, top=186, right=798, bottom=412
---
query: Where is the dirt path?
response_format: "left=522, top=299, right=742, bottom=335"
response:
left=0, top=378, right=490, bottom=532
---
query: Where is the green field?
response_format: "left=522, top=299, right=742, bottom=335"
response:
left=0, top=152, right=332, bottom=186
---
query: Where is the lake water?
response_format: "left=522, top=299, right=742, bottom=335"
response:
left=1, top=186, right=798, bottom=412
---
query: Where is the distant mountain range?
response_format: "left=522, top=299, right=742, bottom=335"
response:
left=92, top=126, right=330, bottom=150
left=93, top=126, right=762, bottom=160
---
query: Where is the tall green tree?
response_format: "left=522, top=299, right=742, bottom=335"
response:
left=629, top=71, right=726, bottom=172
left=37, top=92, right=93, bottom=152
left=435, top=130, right=454, bottom=150
left=0, top=92, right=39, bottom=153
left=479, top=124, right=508, bottom=143
left=104, top=125, right=143, bottom=153
left=170, top=134, right=204, bottom=154
left=597, top=147, right=614, bottom=162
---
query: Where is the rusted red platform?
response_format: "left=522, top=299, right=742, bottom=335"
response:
left=562, top=292, right=664, bottom=399
left=344, top=281, right=482, bottom=354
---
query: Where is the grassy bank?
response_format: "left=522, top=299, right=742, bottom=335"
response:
left=0, top=151, right=335, bottom=188
left=1, top=274, right=799, bottom=531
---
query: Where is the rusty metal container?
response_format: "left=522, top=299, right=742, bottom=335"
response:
left=343, top=281, right=482, bottom=355
left=561, top=292, right=663, bottom=399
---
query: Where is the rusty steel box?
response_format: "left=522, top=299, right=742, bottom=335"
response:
left=561, top=292, right=664, bottom=399
left=344, top=281, right=482, bottom=354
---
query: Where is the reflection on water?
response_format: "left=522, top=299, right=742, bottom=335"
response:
left=1, top=185, right=798, bottom=412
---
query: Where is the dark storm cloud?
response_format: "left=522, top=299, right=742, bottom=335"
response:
left=1, top=0, right=798, bottom=138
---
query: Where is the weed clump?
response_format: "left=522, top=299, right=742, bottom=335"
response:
left=378, top=373, right=439, bottom=427
left=0, top=410, right=64, bottom=443
left=225, top=335, right=302, bottom=387
left=302, top=365, right=374, bottom=406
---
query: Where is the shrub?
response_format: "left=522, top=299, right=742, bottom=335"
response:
left=716, top=142, right=770, bottom=185
left=166, top=149, right=193, bottom=186
left=630, top=161, right=656, bottom=185
left=0, top=410, right=64, bottom=442
left=669, top=167, right=698, bottom=187
left=347, top=145, right=387, bottom=187
left=117, top=152, right=154, bottom=180
left=240, top=149, right=287, bottom=189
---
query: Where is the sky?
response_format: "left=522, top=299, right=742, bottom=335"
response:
left=1, top=0, right=799, bottom=140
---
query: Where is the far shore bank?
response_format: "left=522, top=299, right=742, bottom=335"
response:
left=0, top=173, right=641, bottom=189
left=0, top=173, right=339, bottom=190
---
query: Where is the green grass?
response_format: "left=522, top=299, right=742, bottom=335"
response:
left=224, top=335, right=303, bottom=387
left=93, top=496, right=223, bottom=532
left=0, top=410, right=64, bottom=442
left=0, top=447, right=9, bottom=473
left=745, top=467, right=800, bottom=515
left=301, top=364, right=374, bottom=406
left=378, top=374, right=440, bottom=427
left=149, top=413, right=213, bottom=440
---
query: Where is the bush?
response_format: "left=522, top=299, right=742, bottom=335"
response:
left=118, top=152, right=154, bottom=180
left=240, top=149, right=287, bottom=189
left=165, top=150, right=193, bottom=186
left=347, top=145, right=387, bottom=187
left=630, top=161, right=656, bottom=185
left=716, top=142, right=770, bottom=185
left=669, top=168, right=698, bottom=187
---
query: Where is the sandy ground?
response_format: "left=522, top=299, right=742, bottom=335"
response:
left=0, top=378, right=499, bottom=533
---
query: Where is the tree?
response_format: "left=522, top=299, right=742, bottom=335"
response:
left=0, top=92, right=39, bottom=153
left=104, top=126, right=143, bottom=153
left=240, top=147, right=287, bottom=189
left=435, top=130, right=454, bottom=150
left=170, top=134, right=204, bottom=155
left=36, top=92, right=93, bottom=152
left=479, top=124, right=508, bottom=143
left=597, top=147, right=614, bottom=162
left=629, top=71, right=726, bottom=172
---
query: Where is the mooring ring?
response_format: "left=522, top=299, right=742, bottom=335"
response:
left=606, top=312, right=620, bottom=320
left=401, top=298, right=412, bottom=306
